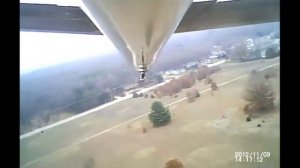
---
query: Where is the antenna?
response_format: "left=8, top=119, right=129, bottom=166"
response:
left=139, top=50, right=147, bottom=81
left=80, top=0, right=192, bottom=80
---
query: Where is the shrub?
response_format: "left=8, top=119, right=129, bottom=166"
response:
left=211, top=82, right=218, bottom=91
left=246, top=116, right=251, bottom=122
left=243, top=104, right=250, bottom=113
left=165, top=159, right=184, bottom=168
left=142, top=127, right=147, bottom=133
left=149, top=101, right=171, bottom=127
left=83, top=157, right=95, bottom=168
left=251, top=70, right=257, bottom=74
left=205, top=77, right=213, bottom=85
left=265, top=48, right=278, bottom=59
left=210, top=66, right=221, bottom=73
left=264, top=70, right=277, bottom=79
left=132, top=92, right=139, bottom=98
left=144, top=94, right=148, bottom=98
left=264, top=74, right=271, bottom=79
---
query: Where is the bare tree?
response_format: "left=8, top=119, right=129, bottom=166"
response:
left=186, top=88, right=200, bottom=102
left=243, top=71, right=274, bottom=114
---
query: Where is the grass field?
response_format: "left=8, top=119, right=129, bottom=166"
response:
left=21, top=58, right=279, bottom=168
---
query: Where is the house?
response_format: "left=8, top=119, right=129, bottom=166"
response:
left=184, top=61, right=199, bottom=70
left=211, top=45, right=227, bottom=59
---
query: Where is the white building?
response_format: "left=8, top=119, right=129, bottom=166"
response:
left=163, top=68, right=186, bottom=80
left=245, top=38, right=254, bottom=50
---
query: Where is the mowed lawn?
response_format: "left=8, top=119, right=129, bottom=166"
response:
left=24, top=64, right=280, bottom=168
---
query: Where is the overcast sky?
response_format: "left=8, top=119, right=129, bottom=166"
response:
left=20, top=32, right=119, bottom=74
left=20, top=22, right=279, bottom=74
left=19, top=0, right=216, bottom=75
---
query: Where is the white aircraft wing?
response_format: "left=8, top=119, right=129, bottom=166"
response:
left=20, top=0, right=279, bottom=35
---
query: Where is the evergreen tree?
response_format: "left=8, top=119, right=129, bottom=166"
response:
left=149, top=101, right=171, bottom=127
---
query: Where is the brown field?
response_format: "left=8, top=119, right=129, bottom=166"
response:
left=21, top=58, right=279, bottom=168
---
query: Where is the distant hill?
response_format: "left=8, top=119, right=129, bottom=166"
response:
left=20, top=53, right=139, bottom=133
left=151, top=22, right=279, bottom=72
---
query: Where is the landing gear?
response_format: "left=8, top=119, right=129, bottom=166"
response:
left=138, top=51, right=147, bottom=81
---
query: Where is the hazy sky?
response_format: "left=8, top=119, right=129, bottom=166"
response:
left=20, top=0, right=278, bottom=74
left=20, top=32, right=119, bottom=74
left=20, top=22, right=279, bottom=74
left=20, top=30, right=203, bottom=75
